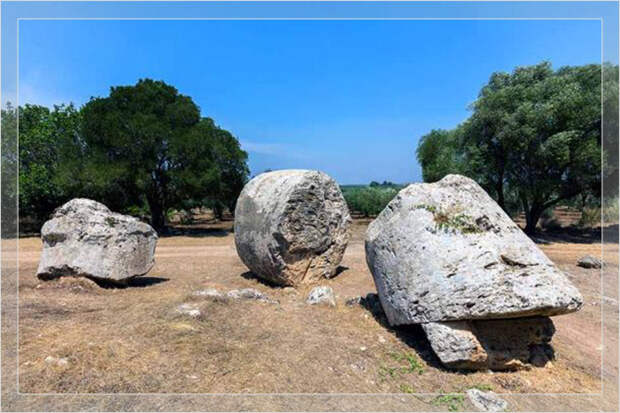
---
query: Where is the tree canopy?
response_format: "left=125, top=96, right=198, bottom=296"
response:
left=417, top=62, right=615, bottom=233
left=13, top=78, right=249, bottom=232
left=19, top=104, right=81, bottom=224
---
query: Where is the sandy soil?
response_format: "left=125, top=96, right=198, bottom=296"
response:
left=1, top=219, right=618, bottom=411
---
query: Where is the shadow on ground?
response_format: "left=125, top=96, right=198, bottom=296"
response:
left=240, top=265, right=350, bottom=288
left=530, top=224, right=618, bottom=245
left=359, top=293, right=475, bottom=373
left=91, top=276, right=170, bottom=289
left=240, top=271, right=286, bottom=288
left=159, top=227, right=231, bottom=238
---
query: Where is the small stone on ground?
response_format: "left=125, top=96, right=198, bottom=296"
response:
left=176, top=303, right=201, bottom=318
left=577, top=255, right=603, bottom=269
left=306, top=286, right=336, bottom=306
left=192, top=288, right=223, bottom=298
left=466, top=388, right=508, bottom=412
left=226, top=288, right=277, bottom=303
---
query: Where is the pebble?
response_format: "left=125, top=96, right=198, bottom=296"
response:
left=176, top=303, right=201, bottom=318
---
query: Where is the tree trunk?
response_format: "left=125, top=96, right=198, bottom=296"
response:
left=524, top=205, right=543, bottom=234
left=213, top=202, right=223, bottom=221
left=147, top=195, right=166, bottom=233
left=496, top=179, right=505, bottom=211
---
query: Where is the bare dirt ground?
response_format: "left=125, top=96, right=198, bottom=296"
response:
left=2, top=217, right=618, bottom=411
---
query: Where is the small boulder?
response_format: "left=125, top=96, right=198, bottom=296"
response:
left=36, top=199, right=157, bottom=284
left=44, top=356, right=69, bottom=367
left=176, top=303, right=201, bottom=318
left=345, top=296, right=363, bottom=306
left=577, top=255, right=603, bottom=269
left=192, top=288, right=223, bottom=298
left=365, top=175, right=582, bottom=325
left=422, top=316, right=555, bottom=370
left=227, top=288, right=277, bottom=303
left=234, top=170, right=351, bottom=286
left=466, top=389, right=508, bottom=412
left=306, top=286, right=336, bottom=307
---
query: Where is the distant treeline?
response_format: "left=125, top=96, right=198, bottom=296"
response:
left=1, top=79, right=249, bottom=232
left=416, top=62, right=619, bottom=233
left=341, top=181, right=404, bottom=217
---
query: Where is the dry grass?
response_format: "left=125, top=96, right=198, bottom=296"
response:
left=6, top=218, right=618, bottom=410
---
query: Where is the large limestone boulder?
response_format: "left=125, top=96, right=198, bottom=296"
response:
left=365, top=174, right=582, bottom=326
left=36, top=199, right=158, bottom=283
left=234, top=170, right=351, bottom=286
left=422, top=317, right=555, bottom=370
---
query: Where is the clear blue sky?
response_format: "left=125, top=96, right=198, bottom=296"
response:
left=6, top=2, right=616, bottom=184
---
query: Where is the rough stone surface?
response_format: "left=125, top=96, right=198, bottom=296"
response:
left=227, top=288, right=277, bottom=304
left=577, top=255, right=603, bottom=269
left=176, top=303, right=201, bottom=318
left=192, top=288, right=223, bottom=298
left=422, top=316, right=555, bottom=370
left=44, top=356, right=69, bottom=367
left=306, top=286, right=336, bottom=306
left=466, top=389, right=508, bottom=412
left=234, top=170, right=351, bottom=286
left=365, top=174, right=583, bottom=325
left=345, top=296, right=363, bottom=306
left=37, top=199, right=158, bottom=283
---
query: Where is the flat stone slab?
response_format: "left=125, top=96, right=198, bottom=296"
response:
left=365, top=174, right=583, bottom=325
left=306, top=286, right=336, bottom=306
left=577, top=255, right=603, bottom=269
left=37, top=198, right=157, bottom=283
left=234, top=170, right=351, bottom=286
left=466, top=389, right=508, bottom=412
left=422, top=316, right=555, bottom=370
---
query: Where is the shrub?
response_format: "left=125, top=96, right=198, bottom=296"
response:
left=578, top=197, right=619, bottom=228
left=343, top=186, right=400, bottom=217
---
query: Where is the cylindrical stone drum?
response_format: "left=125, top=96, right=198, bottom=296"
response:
left=234, top=169, right=351, bottom=286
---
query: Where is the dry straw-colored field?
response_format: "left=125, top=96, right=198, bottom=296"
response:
left=2, top=217, right=618, bottom=411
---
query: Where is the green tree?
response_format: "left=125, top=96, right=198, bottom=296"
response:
left=416, top=128, right=465, bottom=183
left=1, top=103, right=18, bottom=236
left=418, top=62, right=608, bottom=233
left=478, top=63, right=601, bottom=233
left=343, top=186, right=400, bottom=217
left=180, top=117, right=249, bottom=219
left=18, top=103, right=81, bottom=225
left=80, top=79, right=248, bottom=231
left=603, top=63, right=619, bottom=198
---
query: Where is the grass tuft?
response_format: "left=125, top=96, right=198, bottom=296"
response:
left=432, top=394, right=465, bottom=411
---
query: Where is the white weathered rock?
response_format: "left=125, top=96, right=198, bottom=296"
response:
left=192, top=288, right=223, bottom=298
left=466, top=389, right=508, bottom=412
left=176, top=303, right=201, bottom=318
left=226, top=288, right=277, bottom=303
left=306, top=286, right=336, bottom=306
left=577, top=255, right=603, bottom=269
left=234, top=170, right=351, bottom=286
left=422, top=316, right=555, bottom=370
left=365, top=175, right=583, bottom=325
left=36, top=199, right=157, bottom=284
left=345, top=296, right=363, bottom=306
left=44, top=356, right=69, bottom=367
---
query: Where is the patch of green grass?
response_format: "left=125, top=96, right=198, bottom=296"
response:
left=399, top=383, right=415, bottom=393
left=414, top=204, right=437, bottom=213
left=414, top=204, right=482, bottom=234
left=432, top=394, right=465, bottom=412
left=377, top=351, right=425, bottom=384
left=467, top=383, right=493, bottom=391
left=434, top=212, right=482, bottom=234
left=389, top=351, right=425, bottom=375
left=378, top=365, right=398, bottom=379
left=105, top=217, right=118, bottom=227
